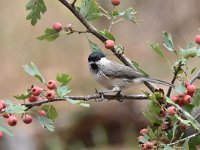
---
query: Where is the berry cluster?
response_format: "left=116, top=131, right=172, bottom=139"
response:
left=138, top=128, right=154, bottom=150
left=0, top=80, right=57, bottom=139
left=171, top=83, right=196, bottom=107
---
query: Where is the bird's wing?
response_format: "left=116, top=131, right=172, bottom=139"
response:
left=100, top=61, right=144, bottom=79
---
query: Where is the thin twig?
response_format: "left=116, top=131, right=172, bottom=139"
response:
left=58, top=0, right=156, bottom=92
left=195, top=113, right=200, bottom=120
left=168, top=132, right=200, bottom=146
left=189, top=69, right=200, bottom=84
left=23, top=93, right=148, bottom=110
left=71, top=0, right=77, bottom=7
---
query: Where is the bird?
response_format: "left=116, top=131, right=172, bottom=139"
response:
left=88, top=51, right=172, bottom=93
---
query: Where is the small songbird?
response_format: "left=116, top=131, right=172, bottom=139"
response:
left=88, top=51, right=172, bottom=92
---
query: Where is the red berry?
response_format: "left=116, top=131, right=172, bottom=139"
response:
left=2, top=112, right=10, bottom=118
left=0, top=104, right=3, bottom=112
left=160, top=110, right=166, bottom=117
left=47, top=80, right=57, bottom=90
left=183, top=94, right=192, bottom=104
left=45, top=90, right=56, bottom=100
left=171, top=96, right=179, bottom=103
left=111, top=0, right=121, bottom=6
left=0, top=131, right=3, bottom=139
left=184, top=82, right=189, bottom=88
left=28, top=95, right=38, bottom=103
left=105, top=40, right=115, bottom=49
left=146, top=141, right=154, bottom=149
left=140, top=128, right=149, bottom=135
left=23, top=115, right=33, bottom=124
left=187, top=84, right=196, bottom=94
left=0, top=100, right=6, bottom=109
left=195, top=35, right=200, bottom=45
left=137, top=135, right=145, bottom=141
left=141, top=144, right=148, bottom=150
left=167, top=106, right=177, bottom=115
left=37, top=110, right=47, bottom=116
left=52, top=22, right=63, bottom=32
left=7, top=115, right=17, bottom=126
left=31, top=86, right=43, bottom=96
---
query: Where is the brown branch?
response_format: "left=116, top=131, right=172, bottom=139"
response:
left=58, top=0, right=156, bottom=92
left=189, top=69, right=200, bottom=84
left=23, top=93, right=148, bottom=110
left=166, top=61, right=183, bottom=97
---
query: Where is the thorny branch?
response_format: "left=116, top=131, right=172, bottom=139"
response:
left=58, top=0, right=156, bottom=92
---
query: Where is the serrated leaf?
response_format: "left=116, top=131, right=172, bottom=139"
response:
left=99, top=30, right=115, bottom=41
left=119, top=7, right=137, bottom=23
left=175, top=85, right=187, bottom=94
left=132, top=61, right=149, bottom=77
left=26, top=0, right=47, bottom=26
left=4, top=100, right=27, bottom=114
left=66, top=98, right=80, bottom=104
left=37, top=115, right=55, bottom=132
left=181, top=48, right=197, bottom=59
left=37, top=28, right=59, bottom=41
left=56, top=85, right=71, bottom=98
left=56, top=73, right=72, bottom=85
left=80, top=0, right=102, bottom=21
left=163, top=32, right=174, bottom=52
left=183, top=104, right=195, bottom=113
left=23, top=62, right=45, bottom=83
left=164, top=145, right=175, bottom=150
left=88, top=39, right=102, bottom=52
left=192, top=89, right=200, bottom=107
left=79, top=102, right=90, bottom=107
left=0, top=125, right=13, bottom=136
left=41, top=105, right=58, bottom=121
left=14, top=93, right=31, bottom=100
left=151, top=43, right=164, bottom=57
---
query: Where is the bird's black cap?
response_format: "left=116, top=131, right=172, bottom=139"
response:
left=88, top=51, right=105, bottom=62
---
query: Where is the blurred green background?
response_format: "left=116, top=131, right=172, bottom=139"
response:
left=0, top=0, right=200, bottom=149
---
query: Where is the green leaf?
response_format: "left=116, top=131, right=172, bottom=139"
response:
left=56, top=85, right=71, bottom=98
left=119, top=7, right=137, bottom=23
left=147, top=126, right=156, bottom=140
left=37, top=115, right=54, bottom=132
left=26, top=0, right=47, bottom=26
left=23, top=62, right=45, bottom=83
left=183, top=104, right=195, bottom=113
left=37, top=28, right=59, bottom=41
left=192, top=89, right=200, bottom=107
left=175, top=85, right=187, bottom=94
left=99, top=30, right=115, bottom=41
left=79, top=102, right=90, bottom=107
left=4, top=100, right=27, bottom=114
left=132, top=61, right=149, bottom=77
left=56, top=73, right=72, bottom=85
left=66, top=98, right=80, bottom=104
left=80, top=0, right=102, bottom=21
left=180, top=48, right=197, bottom=59
left=88, top=39, right=102, bottom=52
left=115, top=44, right=124, bottom=54
left=164, top=145, right=175, bottom=150
left=191, top=67, right=196, bottom=74
left=0, top=125, right=13, bottom=136
left=189, top=135, right=200, bottom=150
left=151, top=43, right=164, bottom=57
left=41, top=105, right=58, bottom=121
left=14, top=93, right=31, bottom=100
left=163, top=32, right=174, bottom=52
left=183, top=139, right=190, bottom=150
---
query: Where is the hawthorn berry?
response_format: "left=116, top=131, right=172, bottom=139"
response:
left=146, top=141, right=154, bottom=149
left=111, top=0, right=121, bottom=6
left=184, top=82, right=189, bottom=88
left=0, top=131, right=3, bottom=139
left=31, top=86, right=43, bottom=96
left=167, top=106, right=177, bottom=115
left=195, top=35, right=200, bottom=45
left=23, top=115, right=33, bottom=124
left=159, top=109, right=166, bottom=117
left=47, top=80, right=57, bottom=90
left=137, top=135, right=145, bottom=141
left=105, top=40, right=115, bottom=49
left=140, top=128, right=149, bottom=135
left=187, top=84, right=196, bottom=94
left=0, top=104, right=3, bottom=112
left=7, top=115, right=17, bottom=126
left=0, top=100, right=6, bottom=109
left=171, top=96, right=179, bottom=103
left=29, top=95, right=38, bottom=103
left=183, top=94, right=192, bottom=104
left=141, top=143, right=148, bottom=150
left=52, top=22, right=63, bottom=32
left=37, top=110, right=47, bottom=116
left=45, top=90, right=56, bottom=100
